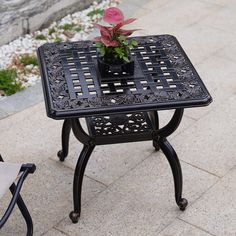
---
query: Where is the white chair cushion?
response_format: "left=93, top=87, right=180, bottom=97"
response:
left=0, top=162, right=21, bottom=199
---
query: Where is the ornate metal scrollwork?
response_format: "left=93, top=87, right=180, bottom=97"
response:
left=39, top=35, right=211, bottom=113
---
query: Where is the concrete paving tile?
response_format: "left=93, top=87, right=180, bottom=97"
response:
left=0, top=159, right=105, bottom=236
left=43, top=228, right=68, bottom=236
left=179, top=167, right=236, bottom=236
left=157, top=219, right=212, bottom=236
left=0, top=82, right=43, bottom=117
left=194, top=51, right=236, bottom=91
left=0, top=102, right=63, bottom=164
left=132, top=0, right=221, bottom=36
left=0, top=195, right=26, bottom=236
left=55, top=137, right=153, bottom=186
left=0, top=108, right=8, bottom=119
left=173, top=95, right=236, bottom=177
left=176, top=23, right=233, bottom=65
left=200, top=5, right=236, bottom=31
left=214, top=42, right=236, bottom=64
left=184, top=52, right=236, bottom=120
left=137, top=0, right=174, bottom=9
left=56, top=153, right=218, bottom=236
left=158, top=110, right=195, bottom=138
left=120, top=0, right=172, bottom=12
left=119, top=1, right=150, bottom=18
left=200, top=0, right=233, bottom=6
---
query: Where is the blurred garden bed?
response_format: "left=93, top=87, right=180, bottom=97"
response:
left=0, top=0, right=120, bottom=98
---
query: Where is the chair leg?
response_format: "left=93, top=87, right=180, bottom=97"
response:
left=69, top=145, right=95, bottom=223
left=58, top=119, right=72, bottom=162
left=9, top=184, right=33, bottom=236
left=159, top=138, right=188, bottom=211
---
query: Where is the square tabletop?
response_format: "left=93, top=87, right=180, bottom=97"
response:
left=37, top=34, right=212, bottom=119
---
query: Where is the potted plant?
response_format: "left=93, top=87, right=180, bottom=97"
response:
left=94, top=7, right=139, bottom=77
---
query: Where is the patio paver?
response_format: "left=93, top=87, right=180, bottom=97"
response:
left=0, top=0, right=236, bottom=235
left=179, top=167, right=236, bottom=236
left=55, top=154, right=218, bottom=236
left=157, top=219, right=213, bottom=236
left=173, top=95, right=236, bottom=177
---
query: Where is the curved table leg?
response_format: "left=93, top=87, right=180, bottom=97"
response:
left=149, top=111, right=160, bottom=151
left=57, top=119, right=72, bottom=162
left=159, top=137, right=188, bottom=210
left=69, top=145, right=95, bottom=223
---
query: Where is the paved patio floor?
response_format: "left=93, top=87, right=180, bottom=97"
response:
left=0, top=0, right=236, bottom=235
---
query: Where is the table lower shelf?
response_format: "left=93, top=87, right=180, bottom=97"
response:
left=86, top=112, right=154, bottom=145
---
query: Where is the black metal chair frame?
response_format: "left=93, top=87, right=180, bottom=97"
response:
left=57, top=109, right=188, bottom=223
left=0, top=155, right=36, bottom=236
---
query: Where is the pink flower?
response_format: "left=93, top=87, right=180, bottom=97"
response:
left=103, top=7, right=124, bottom=24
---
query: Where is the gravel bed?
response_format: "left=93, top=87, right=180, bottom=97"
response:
left=0, top=0, right=120, bottom=98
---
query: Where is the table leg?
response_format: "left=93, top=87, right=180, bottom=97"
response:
left=69, top=145, right=95, bottom=223
left=148, top=111, right=160, bottom=151
left=57, top=119, right=72, bottom=162
left=159, top=137, right=188, bottom=211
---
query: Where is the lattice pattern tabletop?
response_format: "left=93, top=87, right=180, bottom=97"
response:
left=37, top=35, right=212, bottom=119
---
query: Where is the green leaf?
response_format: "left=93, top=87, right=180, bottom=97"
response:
left=123, top=40, right=129, bottom=46
left=74, top=27, right=82, bottom=32
left=59, top=23, right=74, bottom=31
left=0, top=69, right=23, bottom=96
left=114, top=47, right=122, bottom=54
left=123, top=56, right=130, bottom=62
left=48, top=28, right=56, bottom=35
left=118, top=35, right=126, bottom=41
left=99, top=47, right=105, bottom=56
left=87, top=8, right=104, bottom=17
left=131, top=39, right=138, bottom=46
left=54, top=37, right=62, bottom=43
left=95, top=42, right=103, bottom=48
left=35, top=34, right=47, bottom=40
left=20, top=54, right=38, bottom=66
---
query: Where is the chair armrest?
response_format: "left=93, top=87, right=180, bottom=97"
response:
left=20, top=164, right=36, bottom=174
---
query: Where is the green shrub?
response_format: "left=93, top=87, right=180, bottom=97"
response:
left=87, top=8, right=104, bottom=17
left=54, top=37, right=62, bottom=43
left=48, top=28, right=56, bottom=35
left=35, top=34, right=47, bottom=40
left=20, top=54, right=38, bottom=66
left=59, top=23, right=74, bottom=31
left=74, top=27, right=82, bottom=32
left=0, top=69, right=23, bottom=96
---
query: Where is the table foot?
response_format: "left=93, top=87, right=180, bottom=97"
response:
left=159, top=137, right=187, bottom=210
left=57, top=150, right=66, bottom=162
left=178, top=198, right=188, bottom=211
left=58, top=119, right=72, bottom=162
left=72, top=145, right=95, bottom=222
left=69, top=211, right=80, bottom=223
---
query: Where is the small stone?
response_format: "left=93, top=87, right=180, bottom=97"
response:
left=25, top=64, right=34, bottom=70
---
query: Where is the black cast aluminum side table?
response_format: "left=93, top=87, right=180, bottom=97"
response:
left=37, top=35, right=212, bottom=223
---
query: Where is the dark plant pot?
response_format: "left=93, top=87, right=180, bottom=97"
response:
left=97, top=56, right=134, bottom=78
